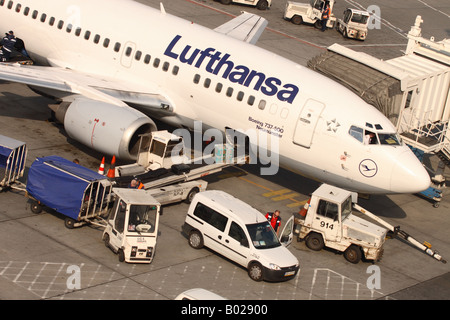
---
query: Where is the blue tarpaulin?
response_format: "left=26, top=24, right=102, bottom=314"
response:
left=26, top=156, right=107, bottom=220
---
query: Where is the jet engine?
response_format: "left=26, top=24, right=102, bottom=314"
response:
left=51, top=97, right=157, bottom=160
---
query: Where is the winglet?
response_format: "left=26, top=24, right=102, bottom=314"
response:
left=214, top=11, right=268, bottom=45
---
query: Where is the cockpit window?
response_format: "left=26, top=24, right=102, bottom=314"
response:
left=378, top=133, right=401, bottom=145
left=349, top=125, right=401, bottom=146
left=349, top=125, right=364, bottom=143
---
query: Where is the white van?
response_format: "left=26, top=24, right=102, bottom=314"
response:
left=182, top=190, right=300, bottom=281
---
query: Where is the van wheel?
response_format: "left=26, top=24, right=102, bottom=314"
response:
left=344, top=245, right=362, bottom=264
left=306, top=233, right=324, bottom=251
left=188, top=231, right=204, bottom=249
left=248, top=262, right=264, bottom=281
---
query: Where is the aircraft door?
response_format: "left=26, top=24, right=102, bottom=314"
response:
left=121, top=41, right=137, bottom=68
left=293, top=99, right=325, bottom=148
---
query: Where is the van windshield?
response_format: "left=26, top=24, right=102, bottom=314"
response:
left=246, top=221, right=281, bottom=249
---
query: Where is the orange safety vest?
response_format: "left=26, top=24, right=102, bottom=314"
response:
left=322, top=7, right=330, bottom=19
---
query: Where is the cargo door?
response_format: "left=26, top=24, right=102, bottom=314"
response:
left=293, top=99, right=325, bottom=148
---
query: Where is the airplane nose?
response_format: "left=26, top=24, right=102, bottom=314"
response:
left=390, top=151, right=430, bottom=193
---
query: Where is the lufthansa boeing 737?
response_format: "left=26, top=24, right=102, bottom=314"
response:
left=0, top=0, right=430, bottom=194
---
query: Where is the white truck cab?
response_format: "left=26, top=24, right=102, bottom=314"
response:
left=288, top=184, right=387, bottom=263
left=219, top=0, right=272, bottom=10
left=183, top=190, right=299, bottom=281
left=336, top=8, right=370, bottom=40
left=103, top=188, right=161, bottom=263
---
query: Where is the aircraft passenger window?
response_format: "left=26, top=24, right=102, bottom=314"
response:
left=349, top=125, right=363, bottom=143
left=193, top=74, right=200, bottom=84
left=226, top=87, right=233, bottom=97
left=0, top=0, right=4, bottom=6
left=66, top=24, right=73, bottom=33
left=237, top=91, right=244, bottom=102
left=7, top=1, right=12, bottom=9
left=172, top=66, right=179, bottom=75
left=32, top=10, right=38, bottom=19
left=125, top=47, right=132, bottom=57
left=94, top=34, right=100, bottom=44
left=57, top=20, right=64, bottom=30
left=153, top=58, right=160, bottom=68
left=75, top=27, right=81, bottom=37
left=49, top=17, right=55, bottom=26
left=84, top=31, right=91, bottom=40
left=103, top=38, right=110, bottom=48
left=40, top=13, right=47, bottom=23
left=144, top=54, right=151, bottom=64
left=162, top=62, right=169, bottom=72
left=204, top=78, right=211, bottom=88
left=247, top=95, right=255, bottom=106
left=114, top=42, right=121, bottom=52
left=135, top=51, right=142, bottom=61
left=258, top=100, right=266, bottom=110
left=15, top=3, right=20, bottom=12
left=215, top=83, right=223, bottom=93
left=23, top=7, right=30, bottom=16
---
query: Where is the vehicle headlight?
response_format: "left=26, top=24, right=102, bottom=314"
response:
left=269, top=263, right=281, bottom=270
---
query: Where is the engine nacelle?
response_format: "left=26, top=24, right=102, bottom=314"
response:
left=53, top=97, right=156, bottom=160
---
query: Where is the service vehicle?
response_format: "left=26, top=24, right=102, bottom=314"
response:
left=287, top=184, right=447, bottom=264
left=113, top=130, right=247, bottom=190
left=284, top=0, right=336, bottom=29
left=336, top=8, right=370, bottom=40
left=102, top=188, right=161, bottom=263
left=26, top=155, right=114, bottom=229
left=0, top=134, right=27, bottom=191
left=175, top=288, right=227, bottom=300
left=182, top=190, right=299, bottom=282
left=219, top=0, right=271, bottom=10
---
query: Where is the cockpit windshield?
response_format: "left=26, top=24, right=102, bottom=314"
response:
left=348, top=125, right=401, bottom=146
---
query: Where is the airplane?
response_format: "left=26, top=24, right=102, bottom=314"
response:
left=0, top=0, right=430, bottom=194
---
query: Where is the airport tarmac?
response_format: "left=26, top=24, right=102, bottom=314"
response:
left=0, top=0, right=449, bottom=303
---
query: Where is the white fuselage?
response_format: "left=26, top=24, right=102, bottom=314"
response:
left=0, top=0, right=430, bottom=194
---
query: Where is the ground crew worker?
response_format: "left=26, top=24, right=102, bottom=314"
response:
left=129, top=178, right=144, bottom=189
left=321, top=1, right=331, bottom=32
left=1, top=31, right=17, bottom=62
left=265, top=210, right=281, bottom=235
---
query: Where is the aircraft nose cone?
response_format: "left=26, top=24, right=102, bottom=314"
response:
left=390, top=151, right=430, bottom=193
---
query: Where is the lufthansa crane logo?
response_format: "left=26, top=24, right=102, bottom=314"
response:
left=359, top=159, right=378, bottom=178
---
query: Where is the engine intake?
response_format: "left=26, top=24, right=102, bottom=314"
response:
left=52, top=97, right=156, bottom=160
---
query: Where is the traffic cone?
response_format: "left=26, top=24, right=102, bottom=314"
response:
left=98, top=157, right=105, bottom=175
left=107, top=155, right=116, bottom=178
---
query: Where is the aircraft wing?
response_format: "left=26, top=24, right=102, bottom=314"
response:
left=214, top=12, right=268, bottom=45
left=0, top=63, right=173, bottom=112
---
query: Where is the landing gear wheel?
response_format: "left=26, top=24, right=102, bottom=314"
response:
left=248, top=262, right=264, bottom=281
left=344, top=245, right=362, bottom=264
